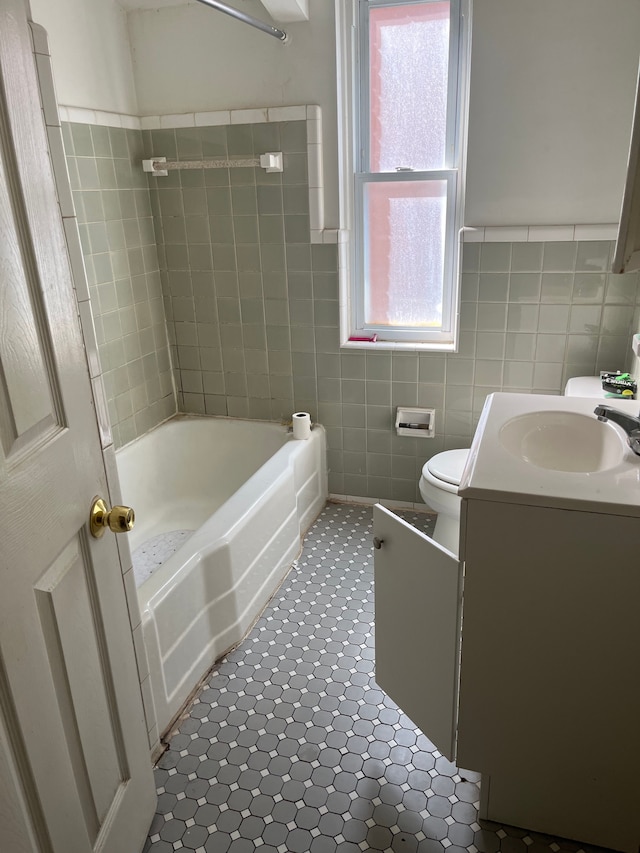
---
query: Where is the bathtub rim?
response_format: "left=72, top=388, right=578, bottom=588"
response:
left=116, top=410, right=291, bottom=454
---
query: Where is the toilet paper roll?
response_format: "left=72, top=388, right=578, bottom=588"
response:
left=292, top=411, right=311, bottom=440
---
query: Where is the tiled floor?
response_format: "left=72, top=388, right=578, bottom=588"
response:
left=143, top=503, right=601, bottom=853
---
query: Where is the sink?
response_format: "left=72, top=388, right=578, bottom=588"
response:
left=498, top=410, right=626, bottom=472
left=459, top=393, right=640, bottom=516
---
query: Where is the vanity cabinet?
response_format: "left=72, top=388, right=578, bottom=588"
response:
left=374, top=498, right=640, bottom=853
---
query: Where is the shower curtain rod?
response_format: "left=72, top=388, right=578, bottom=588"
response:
left=194, top=0, right=288, bottom=42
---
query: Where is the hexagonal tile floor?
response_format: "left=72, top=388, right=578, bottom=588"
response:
left=143, top=502, right=603, bottom=853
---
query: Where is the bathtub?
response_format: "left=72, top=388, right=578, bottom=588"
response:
left=116, top=415, right=327, bottom=735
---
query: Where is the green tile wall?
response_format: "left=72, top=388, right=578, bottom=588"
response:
left=143, top=119, right=640, bottom=502
left=143, top=121, right=318, bottom=421
left=64, top=122, right=176, bottom=447
left=61, top=116, right=640, bottom=499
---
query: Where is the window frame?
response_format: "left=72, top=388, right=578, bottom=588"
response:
left=336, top=0, right=470, bottom=350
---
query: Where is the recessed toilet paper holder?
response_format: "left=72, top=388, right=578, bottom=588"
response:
left=395, top=407, right=435, bottom=438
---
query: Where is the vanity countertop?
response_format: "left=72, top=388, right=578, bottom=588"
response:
left=459, top=392, right=640, bottom=517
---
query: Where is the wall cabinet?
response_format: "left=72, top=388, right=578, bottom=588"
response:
left=374, top=500, right=640, bottom=853
left=614, top=66, right=640, bottom=272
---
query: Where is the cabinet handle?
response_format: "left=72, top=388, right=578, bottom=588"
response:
left=373, top=537, right=384, bottom=550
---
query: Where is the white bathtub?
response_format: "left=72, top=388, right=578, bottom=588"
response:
left=116, top=415, right=327, bottom=735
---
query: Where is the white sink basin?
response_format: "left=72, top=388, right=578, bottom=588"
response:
left=498, top=410, right=626, bottom=473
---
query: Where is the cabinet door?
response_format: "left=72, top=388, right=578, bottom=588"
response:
left=373, top=505, right=462, bottom=760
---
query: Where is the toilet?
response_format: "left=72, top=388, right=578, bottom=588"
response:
left=418, top=376, right=634, bottom=555
left=418, top=448, right=469, bottom=554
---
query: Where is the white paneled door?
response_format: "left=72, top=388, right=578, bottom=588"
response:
left=0, top=2, right=156, bottom=852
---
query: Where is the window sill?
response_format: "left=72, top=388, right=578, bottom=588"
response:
left=340, top=339, right=457, bottom=353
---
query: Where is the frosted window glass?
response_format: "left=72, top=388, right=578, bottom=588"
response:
left=364, top=180, right=447, bottom=327
left=369, top=2, right=450, bottom=173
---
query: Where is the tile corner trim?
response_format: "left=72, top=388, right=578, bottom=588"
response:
left=462, top=224, right=619, bottom=243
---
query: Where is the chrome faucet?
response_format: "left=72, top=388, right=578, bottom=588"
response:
left=594, top=405, right=640, bottom=456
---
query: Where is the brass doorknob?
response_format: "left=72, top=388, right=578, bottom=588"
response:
left=90, top=496, right=135, bottom=539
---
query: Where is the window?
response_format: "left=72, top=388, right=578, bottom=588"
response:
left=336, top=0, right=469, bottom=349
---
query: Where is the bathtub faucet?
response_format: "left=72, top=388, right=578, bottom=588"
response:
left=594, top=405, right=640, bottom=456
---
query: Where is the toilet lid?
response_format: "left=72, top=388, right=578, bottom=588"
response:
left=425, top=449, right=470, bottom=486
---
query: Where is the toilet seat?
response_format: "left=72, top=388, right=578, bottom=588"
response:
left=422, top=449, right=469, bottom=494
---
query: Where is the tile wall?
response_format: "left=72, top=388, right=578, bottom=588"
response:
left=63, top=122, right=176, bottom=447
left=142, top=120, right=322, bottom=421
left=64, top=117, right=640, bottom=499
left=327, top=238, right=639, bottom=501
left=142, top=119, right=640, bottom=502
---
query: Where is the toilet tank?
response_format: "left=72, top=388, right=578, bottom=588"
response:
left=564, top=375, right=637, bottom=403
left=564, top=376, right=608, bottom=397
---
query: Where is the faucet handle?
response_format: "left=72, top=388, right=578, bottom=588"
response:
left=627, top=429, right=640, bottom=457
